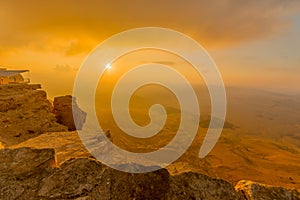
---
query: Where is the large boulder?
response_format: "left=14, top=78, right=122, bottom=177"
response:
left=53, top=95, right=87, bottom=131
left=0, top=147, right=56, bottom=177
left=0, top=148, right=56, bottom=199
left=35, top=159, right=168, bottom=199
left=37, top=158, right=105, bottom=198
left=170, top=172, right=241, bottom=200
left=12, top=131, right=92, bottom=165
left=235, top=180, right=300, bottom=200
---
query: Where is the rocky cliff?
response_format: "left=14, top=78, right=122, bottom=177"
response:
left=0, top=147, right=299, bottom=200
left=1, top=83, right=299, bottom=199
left=0, top=83, right=68, bottom=146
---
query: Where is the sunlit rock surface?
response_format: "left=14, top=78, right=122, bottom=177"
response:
left=12, top=131, right=91, bottom=165
left=1, top=147, right=299, bottom=199
left=0, top=147, right=243, bottom=200
left=0, top=84, right=68, bottom=146
left=235, top=180, right=300, bottom=200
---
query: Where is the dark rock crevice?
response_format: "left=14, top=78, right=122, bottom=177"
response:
left=52, top=95, right=87, bottom=131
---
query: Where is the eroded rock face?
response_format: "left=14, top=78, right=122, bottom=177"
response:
left=0, top=147, right=243, bottom=200
left=170, top=172, right=240, bottom=200
left=1, top=147, right=299, bottom=200
left=36, top=159, right=171, bottom=199
left=0, top=148, right=56, bottom=199
left=37, top=158, right=105, bottom=198
left=0, top=147, right=56, bottom=176
left=235, top=180, right=300, bottom=200
left=0, top=84, right=68, bottom=146
left=53, top=95, right=87, bottom=131
left=0, top=84, right=42, bottom=112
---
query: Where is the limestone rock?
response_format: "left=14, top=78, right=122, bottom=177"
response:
left=1, top=147, right=299, bottom=199
left=0, top=147, right=244, bottom=200
left=37, top=158, right=105, bottom=198
left=53, top=95, right=87, bottom=131
left=90, top=163, right=170, bottom=200
left=0, top=148, right=56, bottom=199
left=0, top=147, right=56, bottom=177
left=235, top=180, right=300, bottom=200
left=12, top=131, right=92, bottom=165
left=0, top=83, right=68, bottom=146
left=170, top=172, right=241, bottom=200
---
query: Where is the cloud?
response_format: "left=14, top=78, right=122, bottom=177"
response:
left=0, top=0, right=299, bottom=55
left=54, top=64, right=73, bottom=72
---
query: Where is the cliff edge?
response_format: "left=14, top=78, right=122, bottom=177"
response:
left=0, top=147, right=299, bottom=200
left=0, top=83, right=68, bottom=146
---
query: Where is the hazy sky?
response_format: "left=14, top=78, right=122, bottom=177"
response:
left=0, top=0, right=300, bottom=97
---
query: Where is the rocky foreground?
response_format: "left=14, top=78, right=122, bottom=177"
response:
left=0, top=147, right=299, bottom=200
left=1, top=83, right=300, bottom=199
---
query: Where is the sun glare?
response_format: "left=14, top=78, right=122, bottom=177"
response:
left=105, top=63, right=112, bottom=70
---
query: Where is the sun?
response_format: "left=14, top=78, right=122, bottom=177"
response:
left=105, top=64, right=112, bottom=70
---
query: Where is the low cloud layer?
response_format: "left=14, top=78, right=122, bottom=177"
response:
left=54, top=64, right=74, bottom=72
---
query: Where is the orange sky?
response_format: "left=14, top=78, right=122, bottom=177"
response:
left=0, top=0, right=300, bottom=98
